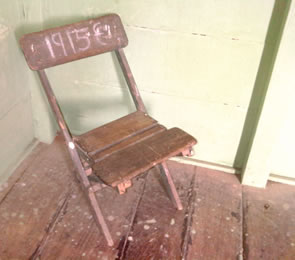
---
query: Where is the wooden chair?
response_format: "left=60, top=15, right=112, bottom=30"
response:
left=20, top=14, right=197, bottom=246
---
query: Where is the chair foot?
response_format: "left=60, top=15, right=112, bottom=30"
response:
left=117, top=180, right=132, bottom=195
left=158, top=162, right=183, bottom=210
left=88, top=191, right=114, bottom=246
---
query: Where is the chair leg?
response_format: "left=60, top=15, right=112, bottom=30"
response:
left=158, top=162, right=183, bottom=210
left=88, top=191, right=114, bottom=246
left=70, top=155, right=113, bottom=246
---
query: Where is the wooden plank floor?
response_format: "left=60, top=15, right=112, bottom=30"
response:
left=0, top=137, right=294, bottom=260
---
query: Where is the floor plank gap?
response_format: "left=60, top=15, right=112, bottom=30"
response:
left=116, top=176, right=147, bottom=260
left=30, top=188, right=73, bottom=260
left=181, top=168, right=197, bottom=260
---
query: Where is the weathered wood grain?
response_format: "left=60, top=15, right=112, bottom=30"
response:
left=37, top=177, right=145, bottom=259
left=20, top=14, right=128, bottom=70
left=243, top=181, right=295, bottom=260
left=75, top=111, right=157, bottom=155
left=93, top=128, right=196, bottom=187
left=91, top=124, right=166, bottom=163
left=0, top=141, right=46, bottom=203
left=186, top=167, right=243, bottom=260
left=0, top=137, right=73, bottom=259
left=122, top=161, right=195, bottom=260
left=2, top=136, right=295, bottom=260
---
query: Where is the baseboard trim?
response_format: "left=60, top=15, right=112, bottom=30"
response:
left=170, top=157, right=295, bottom=187
left=3, top=146, right=294, bottom=187
left=269, top=173, right=295, bottom=186
left=169, top=156, right=238, bottom=175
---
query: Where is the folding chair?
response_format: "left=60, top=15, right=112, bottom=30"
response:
left=20, top=14, right=197, bottom=246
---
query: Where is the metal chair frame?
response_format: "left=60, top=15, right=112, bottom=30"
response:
left=20, top=14, right=196, bottom=246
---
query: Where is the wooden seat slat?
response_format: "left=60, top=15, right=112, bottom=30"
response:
left=91, top=124, right=166, bottom=163
left=74, top=111, right=157, bottom=155
left=92, top=128, right=197, bottom=187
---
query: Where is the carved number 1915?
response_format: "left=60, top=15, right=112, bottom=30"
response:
left=45, top=22, right=112, bottom=59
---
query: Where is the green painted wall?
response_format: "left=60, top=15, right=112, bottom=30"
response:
left=2, top=0, right=294, bottom=186
left=270, top=2, right=295, bottom=180
left=234, top=0, right=294, bottom=187
left=0, top=0, right=44, bottom=183
left=36, top=0, right=274, bottom=169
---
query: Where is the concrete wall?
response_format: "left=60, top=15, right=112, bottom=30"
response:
left=0, top=0, right=43, bottom=183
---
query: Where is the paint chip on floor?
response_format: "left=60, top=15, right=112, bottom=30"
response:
left=145, top=218, right=156, bottom=224
left=107, top=215, right=115, bottom=221
left=170, top=218, right=175, bottom=225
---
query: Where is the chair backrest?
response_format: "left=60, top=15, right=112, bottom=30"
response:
left=19, top=13, right=146, bottom=152
left=20, top=14, right=128, bottom=70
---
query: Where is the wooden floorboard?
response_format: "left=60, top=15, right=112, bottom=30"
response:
left=0, top=137, right=73, bottom=259
left=243, top=181, right=295, bottom=260
left=123, top=162, right=195, bottom=260
left=1, top=137, right=295, bottom=260
left=0, top=142, right=47, bottom=203
left=38, top=177, right=145, bottom=259
left=186, top=167, right=243, bottom=260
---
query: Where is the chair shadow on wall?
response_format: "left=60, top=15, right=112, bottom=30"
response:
left=15, top=15, right=150, bottom=135
left=51, top=51, right=139, bottom=135
left=233, top=0, right=291, bottom=175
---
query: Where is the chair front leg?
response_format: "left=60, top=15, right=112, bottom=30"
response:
left=158, top=162, right=183, bottom=211
left=88, top=189, right=114, bottom=246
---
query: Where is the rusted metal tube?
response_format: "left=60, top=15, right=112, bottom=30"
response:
left=115, top=48, right=147, bottom=113
left=37, top=70, right=114, bottom=246
left=37, top=70, right=90, bottom=188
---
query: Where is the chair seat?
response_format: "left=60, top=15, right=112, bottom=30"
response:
left=74, top=111, right=158, bottom=155
left=74, top=111, right=197, bottom=187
